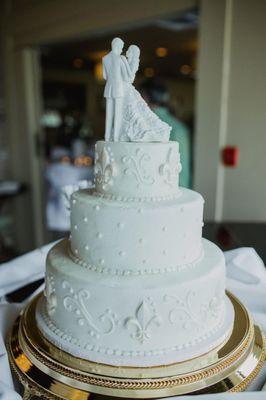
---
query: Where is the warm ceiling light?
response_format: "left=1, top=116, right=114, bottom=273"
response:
left=156, top=47, right=168, bottom=57
left=87, top=50, right=108, bottom=61
left=180, top=64, right=192, bottom=75
left=144, top=67, right=155, bottom=78
left=74, top=156, right=92, bottom=167
left=73, top=58, right=84, bottom=69
left=85, top=156, right=93, bottom=166
left=94, top=61, right=104, bottom=82
left=61, top=156, right=71, bottom=164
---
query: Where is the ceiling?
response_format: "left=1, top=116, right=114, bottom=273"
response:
left=41, top=9, right=198, bottom=79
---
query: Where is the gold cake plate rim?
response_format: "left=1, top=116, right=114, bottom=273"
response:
left=7, top=292, right=266, bottom=398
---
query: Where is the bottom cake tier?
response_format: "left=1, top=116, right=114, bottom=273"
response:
left=36, top=238, right=234, bottom=367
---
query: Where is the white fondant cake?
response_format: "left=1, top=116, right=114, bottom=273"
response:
left=36, top=38, right=234, bottom=368
left=37, top=140, right=234, bottom=367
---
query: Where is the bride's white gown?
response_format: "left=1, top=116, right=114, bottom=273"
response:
left=119, top=82, right=171, bottom=142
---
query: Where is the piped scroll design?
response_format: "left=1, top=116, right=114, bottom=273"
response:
left=62, top=280, right=119, bottom=338
left=122, top=148, right=155, bottom=186
left=44, top=274, right=57, bottom=316
left=95, top=147, right=117, bottom=191
left=164, top=289, right=223, bottom=330
left=125, top=298, right=161, bottom=343
left=159, top=147, right=182, bottom=187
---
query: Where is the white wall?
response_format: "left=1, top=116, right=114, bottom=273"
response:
left=223, top=0, right=266, bottom=221
left=194, top=0, right=228, bottom=220
left=195, top=0, right=266, bottom=222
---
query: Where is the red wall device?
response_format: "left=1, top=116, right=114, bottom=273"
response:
left=222, top=146, right=239, bottom=167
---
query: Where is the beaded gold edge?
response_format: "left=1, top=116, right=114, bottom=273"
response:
left=229, top=355, right=265, bottom=392
left=19, top=317, right=254, bottom=390
left=229, top=329, right=266, bottom=393
left=8, top=348, right=63, bottom=400
left=8, top=325, right=266, bottom=399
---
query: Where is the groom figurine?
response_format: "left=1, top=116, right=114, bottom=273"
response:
left=103, top=37, right=130, bottom=141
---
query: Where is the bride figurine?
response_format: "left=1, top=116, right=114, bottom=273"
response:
left=120, top=45, right=171, bottom=142
left=102, top=38, right=171, bottom=142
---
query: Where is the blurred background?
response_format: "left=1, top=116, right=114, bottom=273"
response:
left=0, top=0, right=265, bottom=262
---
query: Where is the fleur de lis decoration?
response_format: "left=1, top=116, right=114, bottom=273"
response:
left=62, top=180, right=93, bottom=210
left=44, top=274, right=57, bottom=316
left=95, top=147, right=117, bottom=190
left=204, top=296, right=221, bottom=318
left=159, top=147, right=182, bottom=187
left=125, top=299, right=161, bottom=343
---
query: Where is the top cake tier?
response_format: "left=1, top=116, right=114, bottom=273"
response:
left=94, top=141, right=181, bottom=201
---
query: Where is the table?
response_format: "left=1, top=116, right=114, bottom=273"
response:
left=203, top=223, right=266, bottom=264
left=0, top=182, right=28, bottom=263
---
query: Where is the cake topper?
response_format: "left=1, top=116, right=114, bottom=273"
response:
left=102, top=37, right=171, bottom=142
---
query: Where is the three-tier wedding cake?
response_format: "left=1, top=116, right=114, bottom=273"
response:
left=36, top=38, right=234, bottom=367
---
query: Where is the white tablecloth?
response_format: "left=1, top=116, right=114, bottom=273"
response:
left=0, top=244, right=265, bottom=399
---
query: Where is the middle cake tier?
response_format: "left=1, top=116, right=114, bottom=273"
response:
left=70, top=188, right=204, bottom=274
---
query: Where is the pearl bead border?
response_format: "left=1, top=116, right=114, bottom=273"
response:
left=68, top=245, right=204, bottom=276
left=92, top=190, right=181, bottom=203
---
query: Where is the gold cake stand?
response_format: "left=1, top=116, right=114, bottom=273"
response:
left=7, top=292, right=265, bottom=399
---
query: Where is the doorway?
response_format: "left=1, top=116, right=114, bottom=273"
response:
left=39, top=10, right=199, bottom=241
